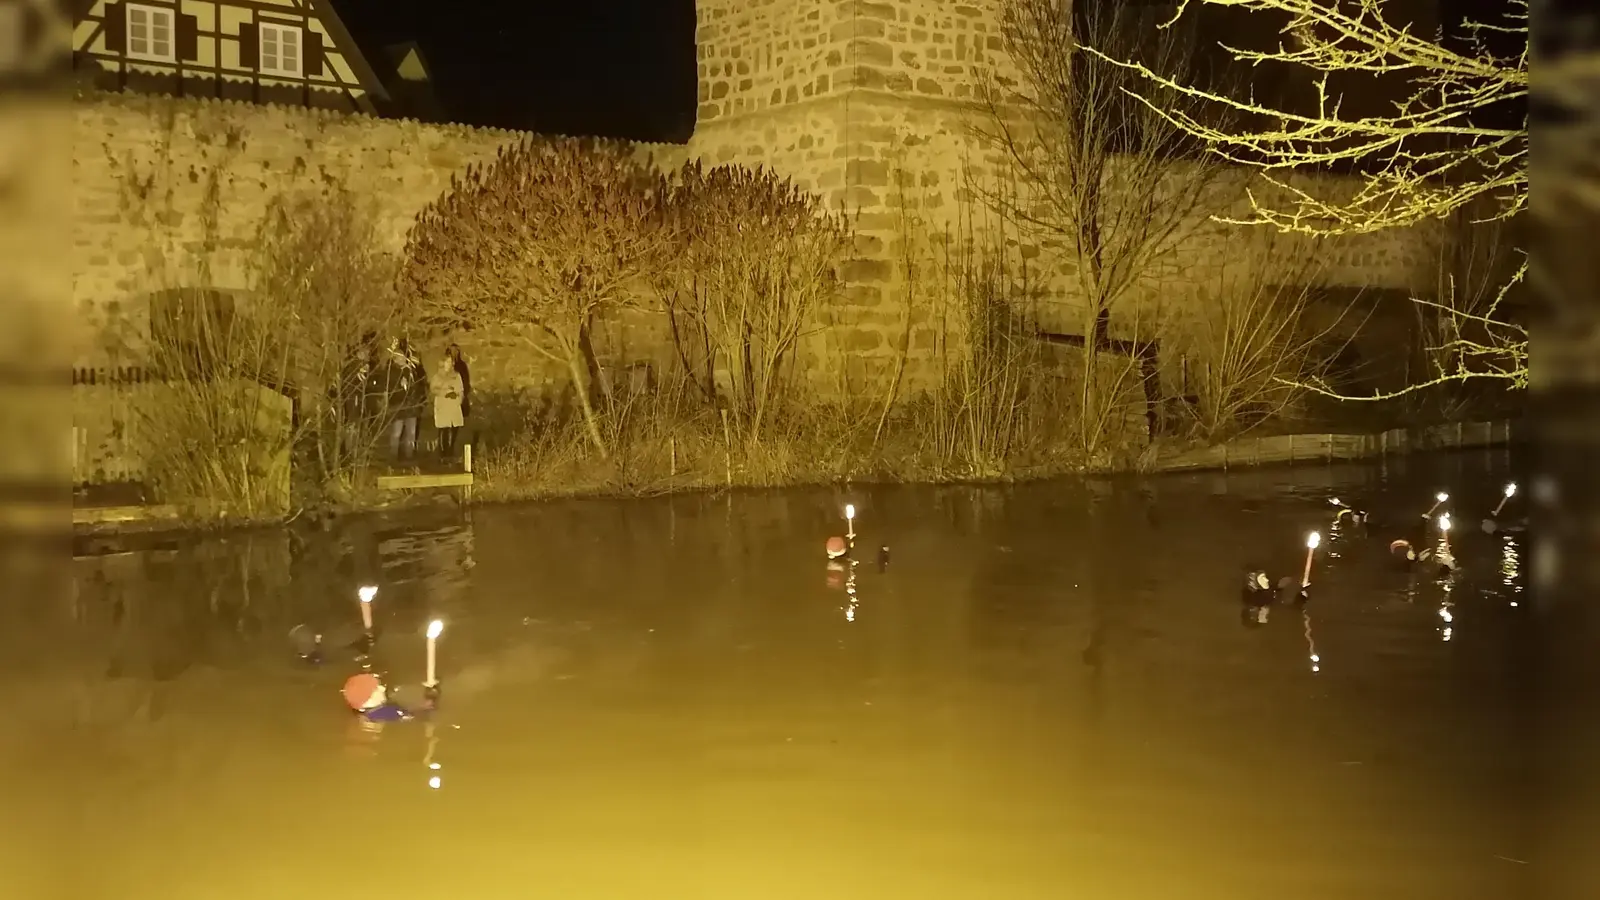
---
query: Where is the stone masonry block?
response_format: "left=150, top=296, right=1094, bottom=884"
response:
left=839, top=258, right=894, bottom=283
left=836, top=328, right=886, bottom=352
left=840, top=1, right=898, bottom=21
left=843, top=284, right=884, bottom=306
left=830, top=185, right=882, bottom=209
left=845, top=158, right=891, bottom=187
left=853, top=41, right=894, bottom=68
left=831, top=20, right=885, bottom=42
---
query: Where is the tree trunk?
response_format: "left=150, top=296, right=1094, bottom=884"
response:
left=567, top=351, right=609, bottom=460
left=577, top=320, right=609, bottom=410
left=665, top=302, right=717, bottom=403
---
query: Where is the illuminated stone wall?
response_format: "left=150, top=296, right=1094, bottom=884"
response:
left=690, top=0, right=1441, bottom=395
left=71, top=0, right=1444, bottom=449
left=72, top=91, right=689, bottom=391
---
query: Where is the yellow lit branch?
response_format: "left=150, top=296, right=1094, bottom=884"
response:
left=1299, top=256, right=1528, bottom=401
left=1091, top=0, right=1527, bottom=236
left=1092, top=0, right=1528, bottom=399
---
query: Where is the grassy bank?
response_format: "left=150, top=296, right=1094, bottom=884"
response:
left=459, top=370, right=1135, bottom=505
left=81, top=130, right=1522, bottom=536
left=72, top=400, right=1522, bottom=543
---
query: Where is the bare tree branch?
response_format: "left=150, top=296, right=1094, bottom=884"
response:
left=1090, top=0, right=1528, bottom=236
left=1093, top=0, right=1529, bottom=398
left=981, top=0, right=1238, bottom=450
left=983, top=1, right=1233, bottom=336
left=657, top=162, right=849, bottom=445
left=402, top=138, right=671, bottom=458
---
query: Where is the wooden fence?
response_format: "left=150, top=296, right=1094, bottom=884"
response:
left=72, top=367, right=155, bottom=487
left=1155, top=419, right=1521, bottom=473
left=71, top=366, right=294, bottom=497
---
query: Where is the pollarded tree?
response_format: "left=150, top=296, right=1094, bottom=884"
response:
left=403, top=138, right=669, bottom=458
left=658, top=162, right=849, bottom=444
left=1094, top=0, right=1530, bottom=395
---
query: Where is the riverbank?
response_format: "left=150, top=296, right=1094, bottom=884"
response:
left=66, top=417, right=1522, bottom=541
left=1153, top=418, right=1522, bottom=472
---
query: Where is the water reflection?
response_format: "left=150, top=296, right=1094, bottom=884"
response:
left=842, top=558, right=862, bottom=622
left=424, top=719, right=445, bottom=791
left=1302, top=605, right=1321, bottom=673
left=17, top=453, right=1540, bottom=900
left=1501, top=535, right=1522, bottom=607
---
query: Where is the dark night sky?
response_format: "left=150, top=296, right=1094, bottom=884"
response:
left=330, top=1, right=1522, bottom=141
left=330, top=0, right=697, bottom=141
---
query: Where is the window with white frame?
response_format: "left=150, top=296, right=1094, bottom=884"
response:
left=126, top=3, right=177, bottom=62
left=259, top=23, right=303, bottom=77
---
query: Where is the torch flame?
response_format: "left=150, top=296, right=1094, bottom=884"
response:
left=1436, top=492, right=1449, bottom=503
left=1504, top=482, right=1517, bottom=498
left=1307, top=531, right=1321, bottom=550
left=426, top=619, right=444, bottom=639
left=358, top=585, right=378, bottom=604
left=845, top=504, right=855, bottom=520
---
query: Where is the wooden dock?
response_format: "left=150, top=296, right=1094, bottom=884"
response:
left=375, top=472, right=474, bottom=490
left=376, top=444, right=474, bottom=496
left=70, top=504, right=182, bottom=527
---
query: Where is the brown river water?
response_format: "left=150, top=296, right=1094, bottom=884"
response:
left=3, top=450, right=1559, bottom=899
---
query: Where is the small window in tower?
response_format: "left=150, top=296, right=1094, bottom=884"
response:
left=126, top=4, right=177, bottom=63
left=259, top=23, right=303, bottom=77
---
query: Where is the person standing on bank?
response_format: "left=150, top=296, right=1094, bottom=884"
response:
left=384, top=337, right=428, bottom=461
left=432, top=349, right=465, bottom=458
left=336, top=332, right=381, bottom=465
left=448, top=343, right=472, bottom=429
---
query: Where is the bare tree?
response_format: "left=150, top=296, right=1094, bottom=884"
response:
left=1376, top=212, right=1521, bottom=414
left=403, top=138, right=670, bottom=458
left=133, top=186, right=408, bottom=515
left=658, top=162, right=849, bottom=444
left=1176, top=232, right=1355, bottom=440
left=982, top=0, right=1233, bottom=452
left=253, top=188, right=409, bottom=489
left=1094, top=0, right=1530, bottom=394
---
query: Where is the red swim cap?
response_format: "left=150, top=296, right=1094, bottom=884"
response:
left=826, top=536, right=848, bottom=558
left=342, top=672, right=384, bottom=711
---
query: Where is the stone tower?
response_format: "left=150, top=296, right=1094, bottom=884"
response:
left=686, top=1, right=1441, bottom=397
left=688, top=1, right=1021, bottom=391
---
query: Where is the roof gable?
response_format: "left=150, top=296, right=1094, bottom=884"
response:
left=307, top=0, right=389, bottom=103
left=386, top=41, right=432, bottom=84
left=72, top=0, right=391, bottom=112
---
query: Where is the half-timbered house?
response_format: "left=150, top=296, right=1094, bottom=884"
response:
left=71, top=0, right=389, bottom=113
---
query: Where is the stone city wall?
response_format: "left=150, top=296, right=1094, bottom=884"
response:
left=72, top=0, right=1447, bottom=480
left=72, top=91, right=690, bottom=390
left=70, top=92, right=687, bottom=483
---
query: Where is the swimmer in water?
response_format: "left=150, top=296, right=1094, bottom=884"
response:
left=342, top=672, right=412, bottom=722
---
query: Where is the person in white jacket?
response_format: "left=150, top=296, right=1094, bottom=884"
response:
left=431, top=351, right=465, bottom=458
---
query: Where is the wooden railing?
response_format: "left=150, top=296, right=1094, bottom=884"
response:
left=71, top=364, right=301, bottom=489
left=72, top=367, right=154, bottom=487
